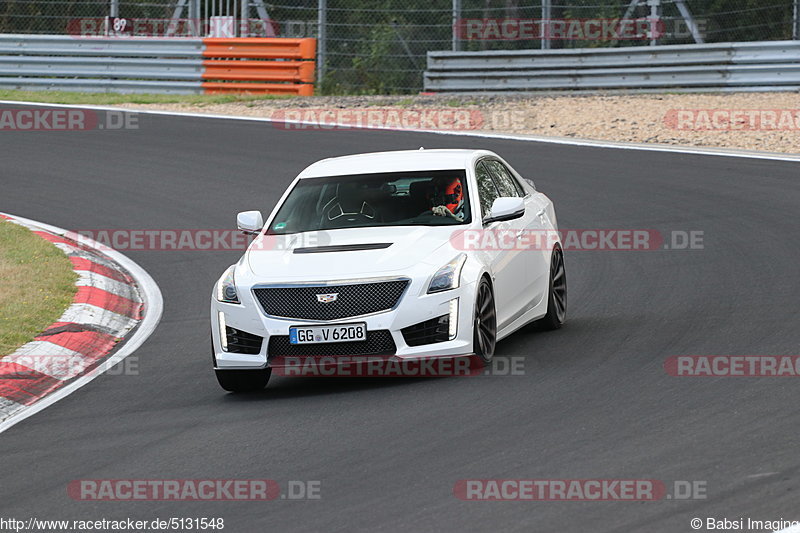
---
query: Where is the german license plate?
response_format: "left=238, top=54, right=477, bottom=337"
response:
left=289, top=323, right=367, bottom=344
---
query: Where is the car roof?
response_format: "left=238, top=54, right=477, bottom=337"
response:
left=296, top=149, right=495, bottom=179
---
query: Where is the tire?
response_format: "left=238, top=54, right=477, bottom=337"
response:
left=473, top=277, right=497, bottom=365
left=215, top=368, right=271, bottom=392
left=536, top=246, right=567, bottom=330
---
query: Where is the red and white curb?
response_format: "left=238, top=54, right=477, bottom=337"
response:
left=0, top=213, right=163, bottom=433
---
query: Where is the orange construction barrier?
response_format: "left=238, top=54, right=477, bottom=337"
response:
left=201, top=82, right=314, bottom=96
left=201, top=38, right=316, bottom=95
left=202, top=60, right=314, bottom=83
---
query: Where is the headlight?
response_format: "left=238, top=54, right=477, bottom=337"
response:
left=215, top=265, right=240, bottom=304
left=427, top=254, right=467, bottom=294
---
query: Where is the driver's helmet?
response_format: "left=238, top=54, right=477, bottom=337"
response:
left=432, top=176, right=464, bottom=214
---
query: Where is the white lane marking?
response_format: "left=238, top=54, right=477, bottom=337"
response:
left=745, top=472, right=778, bottom=479
left=5, top=342, right=88, bottom=381
left=0, top=213, right=163, bottom=434
left=1, top=99, right=799, bottom=164
left=76, top=270, right=139, bottom=300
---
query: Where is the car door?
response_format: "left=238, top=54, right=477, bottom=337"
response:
left=484, top=159, right=551, bottom=310
left=475, top=160, right=529, bottom=330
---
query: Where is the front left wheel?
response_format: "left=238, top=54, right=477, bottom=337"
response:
left=215, top=369, right=271, bottom=392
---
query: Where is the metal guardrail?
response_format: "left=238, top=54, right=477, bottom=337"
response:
left=424, top=41, right=800, bottom=93
left=0, top=34, right=315, bottom=95
left=0, top=56, right=204, bottom=80
left=0, top=77, right=203, bottom=94
left=0, top=35, right=204, bottom=57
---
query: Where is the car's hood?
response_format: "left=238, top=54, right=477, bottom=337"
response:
left=245, top=226, right=459, bottom=281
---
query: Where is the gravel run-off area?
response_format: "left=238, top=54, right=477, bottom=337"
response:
left=118, top=92, right=800, bottom=155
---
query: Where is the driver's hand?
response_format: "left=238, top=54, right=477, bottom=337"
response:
left=432, top=205, right=464, bottom=222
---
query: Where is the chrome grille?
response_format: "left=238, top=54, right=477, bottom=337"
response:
left=253, top=279, right=409, bottom=321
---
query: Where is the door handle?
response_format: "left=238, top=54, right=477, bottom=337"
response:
left=536, top=208, right=546, bottom=218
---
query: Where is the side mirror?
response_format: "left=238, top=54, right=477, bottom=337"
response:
left=237, top=210, right=264, bottom=234
left=484, top=197, right=525, bottom=224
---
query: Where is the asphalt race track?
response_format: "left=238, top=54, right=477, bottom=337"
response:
left=2, top=104, right=799, bottom=532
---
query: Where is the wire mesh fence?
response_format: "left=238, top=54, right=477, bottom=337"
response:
left=0, top=0, right=796, bottom=93
left=0, top=0, right=173, bottom=35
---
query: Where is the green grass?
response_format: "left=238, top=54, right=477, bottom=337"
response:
left=0, top=89, right=295, bottom=106
left=0, top=220, right=77, bottom=356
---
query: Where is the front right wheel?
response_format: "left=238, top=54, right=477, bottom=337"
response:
left=536, top=246, right=567, bottom=330
left=473, top=278, right=497, bottom=364
left=215, top=368, right=271, bottom=392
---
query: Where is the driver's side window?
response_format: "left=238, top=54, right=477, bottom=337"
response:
left=476, top=161, right=499, bottom=219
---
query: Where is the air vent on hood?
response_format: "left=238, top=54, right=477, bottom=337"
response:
left=293, top=243, right=392, bottom=254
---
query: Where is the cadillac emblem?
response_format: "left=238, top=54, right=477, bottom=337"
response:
left=316, top=293, right=338, bottom=304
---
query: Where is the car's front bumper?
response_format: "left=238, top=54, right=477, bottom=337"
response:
left=211, top=277, right=477, bottom=370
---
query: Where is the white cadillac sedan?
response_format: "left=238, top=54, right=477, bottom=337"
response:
left=211, top=149, right=565, bottom=392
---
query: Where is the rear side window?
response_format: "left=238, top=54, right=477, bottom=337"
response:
left=475, top=162, right=500, bottom=218
left=485, top=160, right=527, bottom=197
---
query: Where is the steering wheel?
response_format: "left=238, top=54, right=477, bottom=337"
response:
left=418, top=207, right=456, bottom=219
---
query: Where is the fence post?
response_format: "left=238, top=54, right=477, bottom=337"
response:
left=317, top=0, right=327, bottom=85
left=239, top=0, right=247, bottom=37
left=794, top=0, right=800, bottom=39
left=189, top=0, right=200, bottom=36
left=109, top=0, right=119, bottom=18
left=452, top=0, right=461, bottom=51
left=673, top=0, right=704, bottom=43
left=541, top=0, right=551, bottom=49
left=648, top=0, right=660, bottom=46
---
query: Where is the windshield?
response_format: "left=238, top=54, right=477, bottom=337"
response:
left=267, top=170, right=472, bottom=235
